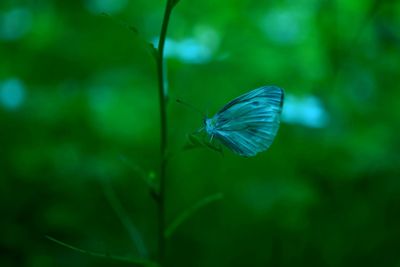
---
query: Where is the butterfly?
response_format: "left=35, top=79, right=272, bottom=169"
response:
left=203, top=86, right=284, bottom=157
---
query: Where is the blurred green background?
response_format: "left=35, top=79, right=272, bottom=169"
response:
left=1, top=0, right=400, bottom=266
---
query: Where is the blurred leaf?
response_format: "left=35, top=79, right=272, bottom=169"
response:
left=183, top=133, right=224, bottom=156
left=45, top=236, right=157, bottom=266
left=205, top=141, right=224, bottom=156
left=165, top=192, right=224, bottom=239
left=100, top=12, right=110, bottom=17
left=128, top=25, right=139, bottom=35
left=102, top=182, right=148, bottom=258
left=119, top=155, right=157, bottom=191
left=101, top=12, right=139, bottom=35
left=147, top=43, right=159, bottom=62
left=183, top=133, right=204, bottom=150
left=120, top=155, right=159, bottom=200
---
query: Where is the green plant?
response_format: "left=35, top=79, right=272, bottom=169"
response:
left=47, top=1, right=222, bottom=266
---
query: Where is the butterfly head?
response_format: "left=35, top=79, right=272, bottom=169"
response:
left=204, top=116, right=217, bottom=136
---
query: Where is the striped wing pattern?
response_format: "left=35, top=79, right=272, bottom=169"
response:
left=211, top=86, right=284, bottom=157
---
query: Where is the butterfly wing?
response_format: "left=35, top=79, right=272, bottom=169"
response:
left=212, top=86, right=284, bottom=157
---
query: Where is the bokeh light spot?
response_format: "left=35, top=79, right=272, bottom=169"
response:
left=0, top=78, right=26, bottom=110
left=0, top=7, right=32, bottom=40
left=282, top=94, right=328, bottom=128
left=85, top=0, right=128, bottom=14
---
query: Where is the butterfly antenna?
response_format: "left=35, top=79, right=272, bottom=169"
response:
left=176, top=99, right=205, bottom=117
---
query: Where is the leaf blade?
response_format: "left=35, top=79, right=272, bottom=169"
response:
left=102, top=181, right=148, bottom=258
left=46, top=236, right=156, bottom=266
left=164, top=192, right=224, bottom=239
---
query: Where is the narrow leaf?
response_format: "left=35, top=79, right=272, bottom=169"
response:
left=102, top=182, right=148, bottom=258
left=100, top=13, right=158, bottom=63
left=183, top=133, right=204, bottom=150
left=46, top=236, right=156, bottom=266
left=205, top=141, right=224, bottom=155
left=100, top=12, right=139, bottom=35
left=128, top=25, right=139, bottom=34
left=165, top=193, right=224, bottom=238
left=147, top=42, right=159, bottom=62
left=183, top=133, right=224, bottom=156
left=119, top=155, right=157, bottom=190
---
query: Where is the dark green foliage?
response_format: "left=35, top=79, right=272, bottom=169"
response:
left=1, top=0, right=400, bottom=266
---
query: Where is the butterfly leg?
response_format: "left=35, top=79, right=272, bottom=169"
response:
left=196, top=127, right=204, bottom=133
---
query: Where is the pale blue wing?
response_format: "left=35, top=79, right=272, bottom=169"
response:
left=212, top=86, right=284, bottom=157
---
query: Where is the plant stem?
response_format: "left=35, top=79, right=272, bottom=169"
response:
left=156, top=1, right=174, bottom=266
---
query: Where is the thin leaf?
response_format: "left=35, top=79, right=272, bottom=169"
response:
left=147, top=42, right=158, bottom=62
left=128, top=25, right=139, bottom=34
left=183, top=133, right=204, bottom=150
left=100, top=12, right=139, bottom=35
left=46, top=236, right=157, bottom=267
left=100, top=13, right=157, bottom=63
left=183, top=133, right=224, bottom=156
left=119, top=155, right=157, bottom=190
left=119, top=155, right=158, bottom=200
left=205, top=141, right=224, bottom=155
left=165, top=193, right=224, bottom=239
left=102, top=182, right=148, bottom=258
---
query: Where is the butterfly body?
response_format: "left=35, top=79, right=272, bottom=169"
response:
left=204, top=117, right=218, bottom=139
left=203, top=86, right=284, bottom=157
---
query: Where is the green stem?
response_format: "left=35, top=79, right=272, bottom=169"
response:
left=156, top=1, right=174, bottom=266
